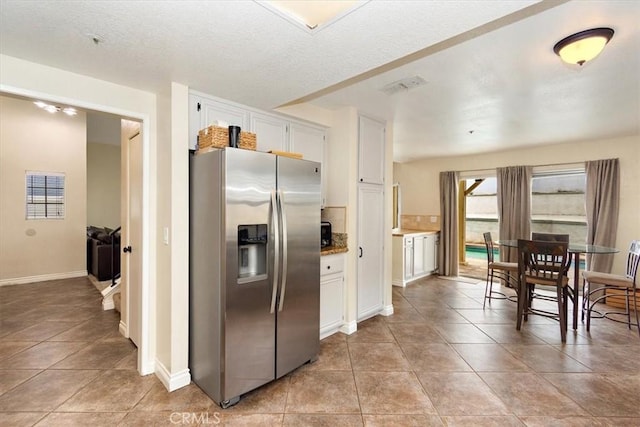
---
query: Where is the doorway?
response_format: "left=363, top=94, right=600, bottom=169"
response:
left=0, top=87, right=152, bottom=375
left=458, top=177, right=497, bottom=280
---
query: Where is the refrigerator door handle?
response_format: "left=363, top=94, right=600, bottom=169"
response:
left=270, top=189, right=279, bottom=314
left=278, top=188, right=288, bottom=312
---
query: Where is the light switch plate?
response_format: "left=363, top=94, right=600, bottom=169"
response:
left=163, top=227, right=169, bottom=245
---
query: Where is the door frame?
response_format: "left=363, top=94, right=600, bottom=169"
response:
left=0, top=85, right=153, bottom=375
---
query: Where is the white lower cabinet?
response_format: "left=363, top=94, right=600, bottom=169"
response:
left=392, top=232, right=439, bottom=287
left=320, top=253, right=345, bottom=339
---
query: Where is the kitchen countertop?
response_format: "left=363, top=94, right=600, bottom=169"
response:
left=321, top=245, right=348, bottom=256
left=392, top=229, right=440, bottom=236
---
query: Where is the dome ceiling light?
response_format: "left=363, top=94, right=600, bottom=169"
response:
left=553, top=27, right=614, bottom=66
left=261, top=0, right=368, bottom=33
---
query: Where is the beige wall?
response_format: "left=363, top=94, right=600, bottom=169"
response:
left=394, top=135, right=640, bottom=274
left=0, top=95, right=87, bottom=282
left=87, top=143, right=121, bottom=228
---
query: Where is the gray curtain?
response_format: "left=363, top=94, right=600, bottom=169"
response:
left=439, top=171, right=459, bottom=276
left=497, top=166, right=532, bottom=263
left=585, top=158, right=619, bottom=273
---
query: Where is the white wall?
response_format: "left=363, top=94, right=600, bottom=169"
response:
left=87, top=143, right=121, bottom=228
left=394, top=135, right=640, bottom=274
left=0, top=95, right=87, bottom=283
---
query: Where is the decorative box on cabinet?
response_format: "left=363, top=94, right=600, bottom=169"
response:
left=320, top=253, right=344, bottom=339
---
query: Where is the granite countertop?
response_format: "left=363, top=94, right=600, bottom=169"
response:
left=321, top=245, right=348, bottom=256
left=392, top=229, right=440, bottom=236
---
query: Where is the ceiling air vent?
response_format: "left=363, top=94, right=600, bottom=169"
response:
left=380, top=76, right=427, bottom=95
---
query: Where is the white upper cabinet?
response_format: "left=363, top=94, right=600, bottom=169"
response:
left=289, top=123, right=324, bottom=163
left=189, top=95, right=249, bottom=150
left=250, top=112, right=288, bottom=153
left=290, top=123, right=326, bottom=206
left=358, top=115, right=385, bottom=185
left=190, top=92, right=328, bottom=206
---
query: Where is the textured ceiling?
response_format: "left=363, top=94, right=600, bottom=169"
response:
left=1, top=0, right=638, bottom=161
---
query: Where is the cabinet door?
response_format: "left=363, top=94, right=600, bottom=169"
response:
left=424, top=234, right=436, bottom=272
left=320, top=274, right=343, bottom=336
left=289, top=123, right=326, bottom=207
left=190, top=95, right=249, bottom=149
left=413, top=236, right=426, bottom=276
left=358, top=115, right=385, bottom=185
left=250, top=113, right=288, bottom=153
left=289, top=123, right=324, bottom=162
left=404, top=238, right=413, bottom=280
left=357, top=184, right=384, bottom=321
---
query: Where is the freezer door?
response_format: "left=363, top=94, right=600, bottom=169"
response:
left=275, top=156, right=321, bottom=378
left=224, top=149, right=277, bottom=400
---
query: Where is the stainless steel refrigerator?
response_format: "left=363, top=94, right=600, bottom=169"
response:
left=189, top=148, right=321, bottom=408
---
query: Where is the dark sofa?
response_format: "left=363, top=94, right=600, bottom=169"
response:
left=87, top=226, right=121, bottom=281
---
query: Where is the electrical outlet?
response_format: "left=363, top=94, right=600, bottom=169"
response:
left=430, top=216, right=437, bottom=223
left=416, top=216, right=421, bottom=222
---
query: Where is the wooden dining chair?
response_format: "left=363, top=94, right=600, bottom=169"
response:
left=482, top=232, right=518, bottom=308
left=516, top=239, right=570, bottom=342
left=583, top=240, right=640, bottom=336
left=530, top=233, right=577, bottom=329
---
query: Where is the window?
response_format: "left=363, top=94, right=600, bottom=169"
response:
left=25, top=172, right=65, bottom=219
left=531, top=170, right=587, bottom=242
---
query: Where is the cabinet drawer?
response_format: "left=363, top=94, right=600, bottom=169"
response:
left=321, top=254, right=344, bottom=276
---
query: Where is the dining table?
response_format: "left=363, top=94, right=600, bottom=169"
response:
left=497, top=240, right=619, bottom=330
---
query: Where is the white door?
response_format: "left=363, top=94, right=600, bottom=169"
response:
left=424, top=234, right=436, bottom=273
left=250, top=112, right=288, bottom=153
left=413, top=236, right=426, bottom=276
left=404, top=238, right=413, bottom=280
left=357, top=184, right=384, bottom=321
left=358, top=115, right=385, bottom=185
left=123, top=125, right=142, bottom=347
left=289, top=123, right=326, bottom=206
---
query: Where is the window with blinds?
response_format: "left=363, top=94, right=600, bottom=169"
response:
left=25, top=172, right=65, bottom=219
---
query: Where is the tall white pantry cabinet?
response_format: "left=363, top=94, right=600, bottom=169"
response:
left=356, top=115, right=386, bottom=321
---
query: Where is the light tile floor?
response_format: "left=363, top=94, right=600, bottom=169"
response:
left=1, top=276, right=639, bottom=426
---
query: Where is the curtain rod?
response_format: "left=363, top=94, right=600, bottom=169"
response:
left=459, top=160, right=587, bottom=174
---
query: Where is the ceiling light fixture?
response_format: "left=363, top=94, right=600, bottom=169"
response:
left=261, top=0, right=368, bottom=32
left=553, top=27, right=614, bottom=66
left=34, top=101, right=77, bottom=116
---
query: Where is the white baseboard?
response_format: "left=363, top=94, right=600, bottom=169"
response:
left=119, top=320, right=129, bottom=338
left=381, top=304, right=394, bottom=316
left=339, top=320, right=357, bottom=335
left=155, top=358, right=191, bottom=392
left=0, top=270, right=87, bottom=286
left=392, top=279, right=406, bottom=287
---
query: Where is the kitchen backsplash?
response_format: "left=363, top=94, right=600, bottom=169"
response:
left=332, top=232, right=347, bottom=248
left=321, top=206, right=346, bottom=233
left=400, top=214, right=440, bottom=231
